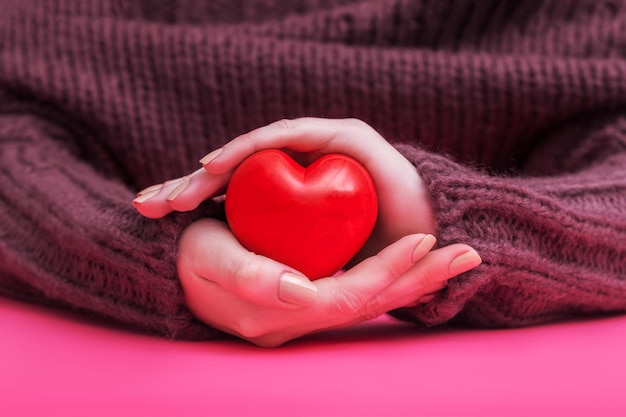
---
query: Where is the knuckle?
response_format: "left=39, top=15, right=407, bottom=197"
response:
left=343, top=118, right=367, bottom=128
left=230, top=253, right=261, bottom=296
left=334, top=290, right=366, bottom=316
left=330, top=254, right=406, bottom=320
left=359, top=295, right=387, bottom=321
left=236, top=131, right=258, bottom=153
left=273, top=118, right=298, bottom=132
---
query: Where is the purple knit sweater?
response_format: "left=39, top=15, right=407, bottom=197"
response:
left=1, top=0, right=625, bottom=339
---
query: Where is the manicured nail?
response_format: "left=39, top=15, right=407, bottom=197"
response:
left=136, top=183, right=162, bottom=197
left=448, top=250, right=482, bottom=276
left=278, top=272, right=317, bottom=306
left=199, top=148, right=223, bottom=165
left=411, top=234, right=437, bottom=263
left=132, top=188, right=160, bottom=205
left=166, top=177, right=190, bottom=201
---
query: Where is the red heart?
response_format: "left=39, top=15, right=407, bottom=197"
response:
left=225, top=150, right=378, bottom=280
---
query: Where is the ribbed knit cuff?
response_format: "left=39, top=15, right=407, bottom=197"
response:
left=391, top=140, right=626, bottom=328
left=390, top=144, right=495, bottom=327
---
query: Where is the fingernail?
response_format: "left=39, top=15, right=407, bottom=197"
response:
left=133, top=188, right=160, bottom=205
left=166, top=177, right=190, bottom=201
left=279, top=272, right=317, bottom=306
left=448, top=250, right=482, bottom=275
left=411, top=234, right=437, bottom=263
left=136, top=183, right=162, bottom=197
left=418, top=294, right=436, bottom=303
left=199, top=148, right=223, bottom=165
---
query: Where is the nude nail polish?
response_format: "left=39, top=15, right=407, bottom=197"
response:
left=136, top=183, right=162, bottom=197
left=278, top=272, right=317, bottom=306
left=199, top=148, right=223, bottom=165
left=133, top=188, right=160, bottom=205
left=166, top=177, right=190, bottom=201
left=448, top=250, right=482, bottom=275
left=411, top=234, right=437, bottom=263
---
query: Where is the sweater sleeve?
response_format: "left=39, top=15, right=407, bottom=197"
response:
left=0, top=114, right=220, bottom=339
left=391, top=114, right=626, bottom=328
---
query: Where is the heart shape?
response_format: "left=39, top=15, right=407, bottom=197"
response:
left=225, top=149, right=378, bottom=279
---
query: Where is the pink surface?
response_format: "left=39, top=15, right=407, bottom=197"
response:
left=2, top=297, right=625, bottom=417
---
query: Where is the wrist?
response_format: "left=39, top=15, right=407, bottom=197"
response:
left=380, top=159, right=437, bottom=240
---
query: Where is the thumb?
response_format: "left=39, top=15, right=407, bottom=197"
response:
left=177, top=219, right=318, bottom=309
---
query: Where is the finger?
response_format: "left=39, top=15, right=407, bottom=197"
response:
left=420, top=279, right=449, bottom=296
left=362, top=245, right=482, bottom=316
left=417, top=294, right=437, bottom=304
left=200, top=118, right=437, bottom=245
left=182, top=233, right=439, bottom=347
left=402, top=280, right=449, bottom=307
left=269, top=245, right=477, bottom=344
left=222, top=233, right=436, bottom=340
left=133, top=177, right=186, bottom=218
left=166, top=167, right=232, bottom=212
left=200, top=118, right=388, bottom=175
left=178, top=219, right=317, bottom=309
left=134, top=167, right=231, bottom=217
left=311, top=233, right=437, bottom=319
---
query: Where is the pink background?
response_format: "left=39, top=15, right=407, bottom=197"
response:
left=2, top=297, right=625, bottom=416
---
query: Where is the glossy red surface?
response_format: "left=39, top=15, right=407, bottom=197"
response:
left=225, top=150, right=378, bottom=279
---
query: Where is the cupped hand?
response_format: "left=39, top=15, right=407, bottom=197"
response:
left=134, top=118, right=437, bottom=261
left=133, top=118, right=478, bottom=346
left=178, top=218, right=481, bottom=347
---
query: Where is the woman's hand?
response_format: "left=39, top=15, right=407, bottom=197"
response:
left=133, top=118, right=480, bottom=346
left=134, top=118, right=436, bottom=261
left=178, top=219, right=481, bottom=347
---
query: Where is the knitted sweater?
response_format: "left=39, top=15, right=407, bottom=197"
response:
left=1, top=0, right=625, bottom=339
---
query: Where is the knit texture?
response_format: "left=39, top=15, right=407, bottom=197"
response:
left=0, top=0, right=625, bottom=338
